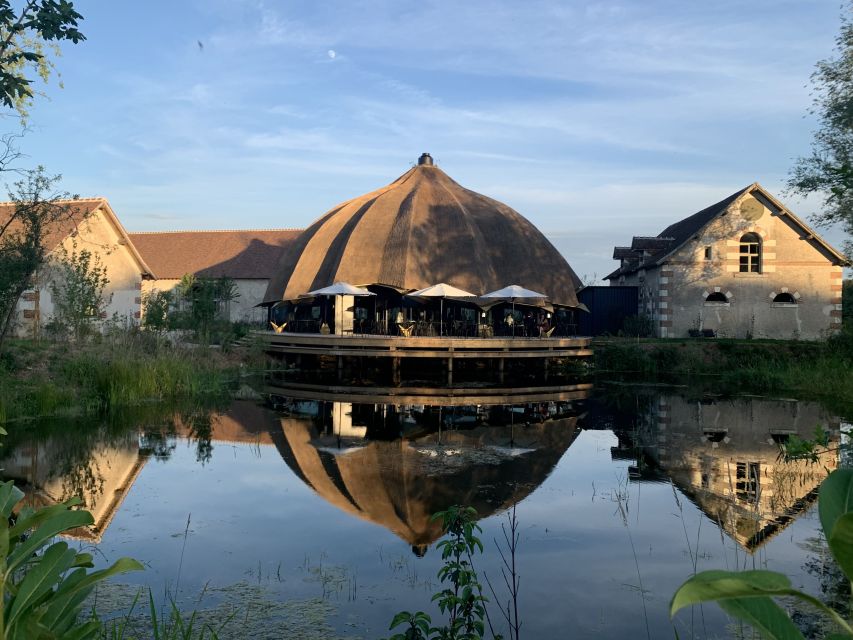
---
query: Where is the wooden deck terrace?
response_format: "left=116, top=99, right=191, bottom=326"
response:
left=254, top=331, right=593, bottom=359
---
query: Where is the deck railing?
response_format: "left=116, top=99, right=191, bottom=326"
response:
left=268, top=319, right=579, bottom=338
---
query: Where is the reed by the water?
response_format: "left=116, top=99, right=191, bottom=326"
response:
left=0, top=331, right=239, bottom=423
left=592, top=327, right=853, bottom=410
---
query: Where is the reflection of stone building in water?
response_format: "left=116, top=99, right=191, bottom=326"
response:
left=0, top=402, right=279, bottom=541
left=622, top=395, right=840, bottom=551
left=0, top=431, right=147, bottom=542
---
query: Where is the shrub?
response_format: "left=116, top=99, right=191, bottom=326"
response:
left=0, top=480, right=142, bottom=639
left=621, top=314, right=654, bottom=338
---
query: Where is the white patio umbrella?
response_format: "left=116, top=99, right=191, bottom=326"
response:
left=482, top=285, right=549, bottom=335
left=303, top=282, right=375, bottom=297
left=301, top=282, right=375, bottom=332
left=406, top=283, right=476, bottom=336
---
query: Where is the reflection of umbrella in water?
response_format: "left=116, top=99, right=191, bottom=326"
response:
left=482, top=285, right=548, bottom=335
left=485, top=446, right=537, bottom=457
left=315, top=445, right=367, bottom=456
left=407, top=283, right=476, bottom=336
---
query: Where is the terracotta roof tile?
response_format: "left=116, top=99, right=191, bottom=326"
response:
left=128, top=229, right=303, bottom=280
left=0, top=198, right=107, bottom=253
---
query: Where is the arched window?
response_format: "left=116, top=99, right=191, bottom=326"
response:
left=739, top=233, right=761, bottom=273
left=773, top=292, right=796, bottom=304
left=705, top=292, right=728, bottom=303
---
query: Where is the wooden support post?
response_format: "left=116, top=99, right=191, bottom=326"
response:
left=447, top=355, right=454, bottom=386
left=392, top=357, right=401, bottom=386
left=498, top=358, right=505, bottom=384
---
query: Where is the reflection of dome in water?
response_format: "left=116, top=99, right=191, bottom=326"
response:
left=265, top=154, right=582, bottom=306
left=272, top=416, right=581, bottom=548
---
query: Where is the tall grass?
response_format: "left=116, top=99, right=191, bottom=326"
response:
left=63, top=352, right=231, bottom=409
left=0, top=332, right=237, bottom=423
left=593, top=328, right=853, bottom=409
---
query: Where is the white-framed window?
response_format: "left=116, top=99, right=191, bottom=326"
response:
left=739, top=233, right=761, bottom=273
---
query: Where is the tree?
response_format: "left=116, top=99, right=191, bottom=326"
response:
left=0, top=0, right=85, bottom=121
left=48, top=239, right=110, bottom=341
left=171, top=275, right=239, bottom=341
left=0, top=3, right=87, bottom=347
left=140, top=288, right=172, bottom=334
left=788, top=4, right=853, bottom=255
left=0, top=166, right=78, bottom=347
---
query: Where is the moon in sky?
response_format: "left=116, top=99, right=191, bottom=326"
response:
left=327, top=49, right=336, bottom=59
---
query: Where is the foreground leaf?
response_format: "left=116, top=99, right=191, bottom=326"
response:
left=6, top=541, right=77, bottom=628
left=0, top=480, right=24, bottom=519
left=6, top=509, right=93, bottom=573
left=717, top=597, right=805, bottom=640
left=671, top=570, right=853, bottom=637
left=671, top=570, right=795, bottom=614
left=820, top=469, right=853, bottom=542
left=829, top=511, right=853, bottom=582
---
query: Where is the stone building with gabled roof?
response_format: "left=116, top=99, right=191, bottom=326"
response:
left=4, top=196, right=303, bottom=334
left=606, top=183, right=849, bottom=339
left=129, top=228, right=302, bottom=323
left=2, top=197, right=155, bottom=337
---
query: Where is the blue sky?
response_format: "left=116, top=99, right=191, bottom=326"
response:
left=14, top=0, right=849, bottom=281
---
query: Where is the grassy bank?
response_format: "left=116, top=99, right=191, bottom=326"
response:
left=0, top=332, right=242, bottom=424
left=592, top=328, right=853, bottom=411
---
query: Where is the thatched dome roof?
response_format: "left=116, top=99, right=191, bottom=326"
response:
left=265, top=155, right=582, bottom=306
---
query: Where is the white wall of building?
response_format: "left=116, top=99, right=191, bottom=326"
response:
left=13, top=209, right=145, bottom=337
left=141, top=278, right=270, bottom=324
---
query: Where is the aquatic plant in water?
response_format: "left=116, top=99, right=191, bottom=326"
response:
left=387, top=506, right=495, bottom=640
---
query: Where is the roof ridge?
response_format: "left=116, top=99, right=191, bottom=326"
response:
left=0, top=196, right=106, bottom=205
left=128, top=228, right=304, bottom=234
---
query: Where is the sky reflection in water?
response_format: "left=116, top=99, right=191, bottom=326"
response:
left=1, top=391, right=846, bottom=639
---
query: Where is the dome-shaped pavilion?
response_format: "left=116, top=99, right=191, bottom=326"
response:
left=264, top=154, right=582, bottom=307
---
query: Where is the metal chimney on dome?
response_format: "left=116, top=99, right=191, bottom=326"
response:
left=417, top=152, right=434, bottom=166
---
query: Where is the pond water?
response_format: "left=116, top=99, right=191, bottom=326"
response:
left=1, top=386, right=849, bottom=639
